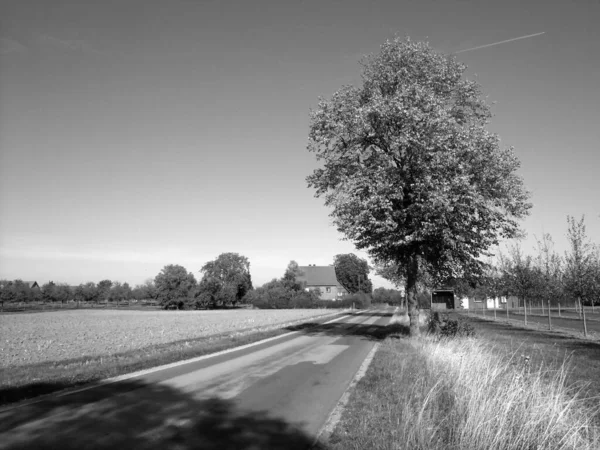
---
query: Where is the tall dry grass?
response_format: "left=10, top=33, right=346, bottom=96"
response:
left=331, top=336, right=599, bottom=450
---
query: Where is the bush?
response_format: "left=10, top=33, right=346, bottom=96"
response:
left=427, top=312, right=476, bottom=338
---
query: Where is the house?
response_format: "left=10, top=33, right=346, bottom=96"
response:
left=295, top=265, right=348, bottom=300
left=462, top=295, right=519, bottom=310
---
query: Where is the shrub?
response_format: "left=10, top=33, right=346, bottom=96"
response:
left=427, top=312, right=476, bottom=338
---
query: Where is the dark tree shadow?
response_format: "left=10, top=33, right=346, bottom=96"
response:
left=0, top=379, right=325, bottom=450
left=286, top=320, right=409, bottom=341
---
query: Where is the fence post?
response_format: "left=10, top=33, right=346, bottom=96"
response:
left=541, top=300, right=545, bottom=316
left=506, top=300, right=509, bottom=321
left=494, top=307, right=497, bottom=321
left=524, top=298, right=528, bottom=326
left=548, top=300, right=552, bottom=330
left=558, top=302, right=561, bottom=317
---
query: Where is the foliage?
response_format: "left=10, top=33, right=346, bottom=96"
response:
left=564, top=215, right=597, bottom=305
left=500, top=244, right=543, bottom=307
left=0, top=280, right=18, bottom=304
left=333, top=253, right=373, bottom=293
left=197, top=253, right=253, bottom=307
left=96, top=280, right=113, bottom=303
left=281, top=260, right=306, bottom=292
left=242, top=278, right=322, bottom=309
left=108, top=282, right=132, bottom=303
left=306, top=36, right=531, bottom=335
left=372, top=287, right=403, bottom=305
left=154, top=265, right=197, bottom=309
left=427, top=311, right=476, bottom=338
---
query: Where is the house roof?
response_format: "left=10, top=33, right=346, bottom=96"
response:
left=296, top=266, right=343, bottom=287
left=23, top=281, right=39, bottom=289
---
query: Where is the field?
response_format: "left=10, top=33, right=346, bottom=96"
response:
left=0, top=309, right=341, bottom=369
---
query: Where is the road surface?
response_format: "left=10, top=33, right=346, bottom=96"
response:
left=0, top=308, right=398, bottom=449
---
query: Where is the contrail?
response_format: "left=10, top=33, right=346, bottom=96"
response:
left=454, top=32, right=545, bottom=54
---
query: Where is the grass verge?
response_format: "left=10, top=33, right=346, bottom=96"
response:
left=0, top=311, right=350, bottom=407
left=326, top=320, right=600, bottom=450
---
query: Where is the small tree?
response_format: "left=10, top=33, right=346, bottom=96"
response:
left=333, top=254, right=373, bottom=293
left=96, top=280, right=113, bottom=305
left=281, top=260, right=306, bottom=292
left=54, top=283, right=72, bottom=305
left=306, top=37, right=531, bottom=335
left=564, top=215, right=597, bottom=306
left=41, top=281, right=59, bottom=305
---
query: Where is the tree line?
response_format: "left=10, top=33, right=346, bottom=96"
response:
left=0, top=252, right=404, bottom=310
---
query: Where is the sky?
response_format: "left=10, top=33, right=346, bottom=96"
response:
left=1, top=0, right=599, bottom=289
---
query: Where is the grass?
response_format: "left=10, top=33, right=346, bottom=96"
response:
left=326, top=316, right=600, bottom=450
left=0, top=311, right=349, bottom=407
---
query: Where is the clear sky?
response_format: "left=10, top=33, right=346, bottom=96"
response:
left=1, top=0, right=599, bottom=288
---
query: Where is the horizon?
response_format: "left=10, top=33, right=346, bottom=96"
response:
left=1, top=0, right=599, bottom=289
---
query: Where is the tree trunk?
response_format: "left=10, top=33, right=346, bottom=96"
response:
left=405, top=254, right=420, bottom=337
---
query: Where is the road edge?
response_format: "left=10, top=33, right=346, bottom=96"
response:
left=311, top=341, right=381, bottom=448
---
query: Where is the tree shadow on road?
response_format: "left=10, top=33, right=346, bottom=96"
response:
left=286, top=321, right=410, bottom=341
left=0, top=379, right=324, bottom=450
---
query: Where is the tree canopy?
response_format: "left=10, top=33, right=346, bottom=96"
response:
left=154, top=265, right=197, bottom=308
left=197, top=253, right=253, bottom=307
left=333, top=254, right=373, bottom=293
left=307, top=37, right=531, bottom=334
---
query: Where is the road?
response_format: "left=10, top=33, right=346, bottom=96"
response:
left=0, top=307, right=398, bottom=450
left=464, top=310, right=600, bottom=336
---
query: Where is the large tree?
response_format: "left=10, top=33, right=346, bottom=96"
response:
left=154, top=265, right=197, bottom=308
left=306, top=37, right=531, bottom=335
left=333, top=254, right=373, bottom=293
left=198, top=253, right=253, bottom=307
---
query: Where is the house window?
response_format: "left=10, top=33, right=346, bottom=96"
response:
left=326, top=287, right=331, bottom=293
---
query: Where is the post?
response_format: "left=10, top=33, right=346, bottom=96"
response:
left=494, top=307, right=497, bottom=321
left=558, top=302, right=561, bottom=317
left=524, top=298, right=528, bottom=326
left=506, top=299, right=509, bottom=321
left=541, top=300, right=545, bottom=316
left=548, top=300, right=552, bottom=330
left=581, top=297, right=588, bottom=337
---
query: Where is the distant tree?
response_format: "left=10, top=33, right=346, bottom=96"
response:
left=73, top=284, right=86, bottom=305
left=198, top=253, right=253, bottom=307
left=501, top=245, right=541, bottom=309
left=54, top=283, right=72, bottom=305
left=306, top=37, right=531, bottom=335
left=533, top=233, right=564, bottom=306
left=41, top=281, right=59, bottom=304
left=81, top=282, right=99, bottom=303
left=96, top=279, right=113, bottom=304
left=155, top=265, right=197, bottom=309
left=372, top=287, right=403, bottom=305
left=564, top=215, right=597, bottom=306
left=0, top=280, right=17, bottom=306
left=333, top=254, right=373, bottom=294
left=109, top=282, right=132, bottom=305
left=12, top=280, right=32, bottom=304
left=281, top=260, right=306, bottom=292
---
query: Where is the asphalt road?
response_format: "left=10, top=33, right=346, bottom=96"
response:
left=0, top=307, right=398, bottom=450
